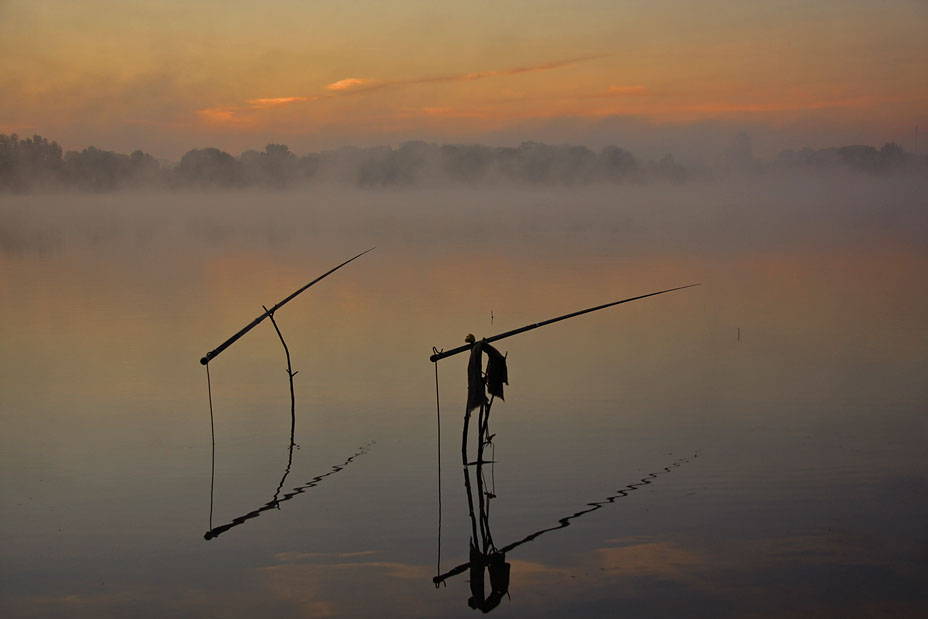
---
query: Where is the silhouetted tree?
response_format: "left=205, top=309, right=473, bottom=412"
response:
left=241, top=143, right=300, bottom=188
left=439, top=144, right=493, bottom=182
left=357, top=141, right=432, bottom=187
left=597, top=145, right=640, bottom=181
left=3, top=131, right=924, bottom=193
left=648, top=153, right=687, bottom=183
left=774, top=142, right=919, bottom=174
left=0, top=134, right=65, bottom=191
left=720, top=132, right=760, bottom=173
left=176, top=147, right=244, bottom=187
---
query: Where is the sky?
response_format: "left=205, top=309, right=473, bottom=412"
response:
left=0, top=0, right=925, bottom=159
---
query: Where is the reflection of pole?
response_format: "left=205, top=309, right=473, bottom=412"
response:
left=475, top=454, right=489, bottom=551
left=432, top=452, right=697, bottom=585
left=462, top=416, right=480, bottom=544
left=271, top=438, right=296, bottom=507
left=463, top=465, right=479, bottom=544
left=205, top=442, right=374, bottom=540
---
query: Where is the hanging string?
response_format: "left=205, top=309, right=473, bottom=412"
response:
left=433, top=348, right=444, bottom=586
left=206, top=362, right=216, bottom=531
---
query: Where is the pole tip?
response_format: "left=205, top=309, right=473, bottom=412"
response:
left=200, top=356, right=209, bottom=365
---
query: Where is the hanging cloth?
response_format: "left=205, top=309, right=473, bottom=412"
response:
left=466, top=339, right=509, bottom=413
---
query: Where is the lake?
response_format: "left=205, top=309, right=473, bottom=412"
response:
left=2, top=177, right=927, bottom=617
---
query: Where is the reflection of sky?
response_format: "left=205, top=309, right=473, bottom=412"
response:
left=1, top=180, right=927, bottom=617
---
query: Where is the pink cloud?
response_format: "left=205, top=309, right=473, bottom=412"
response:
left=325, top=78, right=371, bottom=92
left=246, top=96, right=316, bottom=107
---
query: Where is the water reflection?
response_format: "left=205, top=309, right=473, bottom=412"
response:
left=205, top=308, right=374, bottom=540
left=434, top=412, right=696, bottom=610
left=5, top=185, right=927, bottom=617
left=461, top=445, right=510, bottom=612
left=204, top=440, right=374, bottom=540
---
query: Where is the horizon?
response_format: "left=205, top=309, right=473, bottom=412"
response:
left=1, top=130, right=923, bottom=165
left=3, top=130, right=923, bottom=194
left=1, top=1, right=925, bottom=160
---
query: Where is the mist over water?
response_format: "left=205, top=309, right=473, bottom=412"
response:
left=1, top=174, right=927, bottom=617
left=3, top=132, right=926, bottom=193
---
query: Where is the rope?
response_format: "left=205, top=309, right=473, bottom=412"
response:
left=433, top=348, right=444, bottom=586
left=206, top=362, right=216, bottom=531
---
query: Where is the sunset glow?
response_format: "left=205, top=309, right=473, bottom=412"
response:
left=0, top=0, right=924, bottom=157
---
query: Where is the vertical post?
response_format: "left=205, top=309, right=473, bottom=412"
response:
left=265, top=306, right=297, bottom=437
left=462, top=408, right=472, bottom=465
left=265, top=307, right=299, bottom=507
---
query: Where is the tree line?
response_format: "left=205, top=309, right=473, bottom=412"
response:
left=1, top=133, right=924, bottom=193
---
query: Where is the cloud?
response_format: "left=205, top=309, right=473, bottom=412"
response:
left=456, top=54, right=606, bottom=82
left=394, top=54, right=606, bottom=89
left=195, top=96, right=320, bottom=125
left=197, top=55, right=606, bottom=125
left=246, top=96, right=316, bottom=107
left=195, top=106, right=260, bottom=127
left=326, top=78, right=370, bottom=92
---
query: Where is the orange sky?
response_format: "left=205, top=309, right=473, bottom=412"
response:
left=0, top=0, right=925, bottom=158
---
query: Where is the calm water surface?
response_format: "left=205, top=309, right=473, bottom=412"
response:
left=2, top=181, right=927, bottom=617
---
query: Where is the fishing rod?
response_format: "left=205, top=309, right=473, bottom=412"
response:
left=429, top=283, right=699, bottom=585
left=429, top=283, right=700, bottom=362
left=200, top=247, right=375, bottom=365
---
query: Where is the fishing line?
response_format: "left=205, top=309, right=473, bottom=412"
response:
left=206, top=362, right=216, bottom=531
left=432, top=349, right=443, bottom=583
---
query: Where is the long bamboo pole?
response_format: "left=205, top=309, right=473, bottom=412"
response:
left=429, top=283, right=700, bottom=363
left=199, top=248, right=374, bottom=365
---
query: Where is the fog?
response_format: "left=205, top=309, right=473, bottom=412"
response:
left=2, top=172, right=925, bottom=263
left=3, top=135, right=927, bottom=619
left=2, top=132, right=925, bottom=193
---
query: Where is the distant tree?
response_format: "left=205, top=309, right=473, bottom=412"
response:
left=64, top=147, right=128, bottom=191
left=241, top=143, right=300, bottom=188
left=648, top=153, right=686, bottom=183
left=176, top=147, right=244, bottom=187
left=878, top=142, right=907, bottom=171
left=439, top=144, right=493, bottom=182
left=298, top=153, right=321, bottom=180
left=0, top=133, right=65, bottom=191
left=774, top=142, right=917, bottom=175
left=720, top=132, right=760, bottom=173
left=597, top=145, right=639, bottom=181
left=127, top=150, right=162, bottom=185
left=357, top=142, right=432, bottom=187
